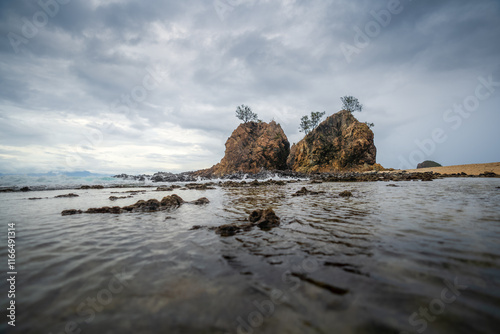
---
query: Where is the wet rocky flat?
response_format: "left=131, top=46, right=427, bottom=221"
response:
left=2, top=178, right=500, bottom=333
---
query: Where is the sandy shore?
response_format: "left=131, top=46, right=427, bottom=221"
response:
left=393, top=162, right=500, bottom=176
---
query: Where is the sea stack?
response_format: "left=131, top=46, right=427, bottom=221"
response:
left=287, top=110, right=377, bottom=172
left=198, top=120, right=290, bottom=177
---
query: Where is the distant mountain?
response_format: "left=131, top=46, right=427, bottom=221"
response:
left=25, top=171, right=112, bottom=177
left=60, top=171, right=94, bottom=177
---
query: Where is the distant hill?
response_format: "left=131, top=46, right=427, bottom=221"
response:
left=24, top=171, right=111, bottom=177
left=417, top=161, right=442, bottom=169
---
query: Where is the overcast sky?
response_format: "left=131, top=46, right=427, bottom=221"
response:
left=1, top=0, right=499, bottom=174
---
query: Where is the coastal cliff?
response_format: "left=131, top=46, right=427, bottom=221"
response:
left=196, top=121, right=290, bottom=177
left=287, top=110, right=377, bottom=173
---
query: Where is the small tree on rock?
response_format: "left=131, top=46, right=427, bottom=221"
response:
left=341, top=96, right=363, bottom=113
left=235, top=105, right=258, bottom=123
left=299, top=115, right=311, bottom=134
left=299, top=111, right=326, bottom=135
left=310, top=111, right=326, bottom=129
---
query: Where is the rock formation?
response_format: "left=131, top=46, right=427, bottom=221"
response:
left=417, top=160, right=442, bottom=169
left=61, top=194, right=209, bottom=215
left=287, top=110, right=377, bottom=173
left=196, top=121, right=290, bottom=177
left=215, top=208, right=281, bottom=236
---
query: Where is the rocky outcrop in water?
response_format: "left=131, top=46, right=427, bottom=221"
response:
left=339, top=190, right=353, bottom=197
left=215, top=208, right=281, bottom=236
left=61, top=194, right=207, bottom=216
left=113, top=172, right=195, bottom=183
left=292, top=187, right=323, bottom=196
left=287, top=110, right=377, bottom=173
left=55, top=193, right=79, bottom=198
left=313, top=171, right=437, bottom=182
left=195, top=121, right=290, bottom=177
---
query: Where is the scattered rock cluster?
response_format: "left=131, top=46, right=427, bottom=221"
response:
left=109, top=195, right=131, bottom=201
left=80, top=185, right=104, bottom=189
left=185, top=183, right=216, bottom=190
left=338, top=190, right=353, bottom=198
left=55, top=193, right=79, bottom=198
left=479, top=171, right=498, bottom=177
left=156, top=185, right=182, bottom=191
left=292, top=187, right=323, bottom=196
left=315, top=171, right=437, bottom=182
left=113, top=172, right=195, bottom=183
left=214, top=208, right=280, bottom=236
left=220, top=179, right=287, bottom=188
left=61, top=194, right=208, bottom=216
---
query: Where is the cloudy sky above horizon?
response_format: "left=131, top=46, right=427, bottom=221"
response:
left=1, top=0, right=499, bottom=174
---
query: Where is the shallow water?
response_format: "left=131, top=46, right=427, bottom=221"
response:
left=1, top=178, right=500, bottom=333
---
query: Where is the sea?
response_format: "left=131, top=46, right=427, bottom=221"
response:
left=1, top=174, right=499, bottom=333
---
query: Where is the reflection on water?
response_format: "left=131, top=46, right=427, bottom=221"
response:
left=0, top=178, right=499, bottom=333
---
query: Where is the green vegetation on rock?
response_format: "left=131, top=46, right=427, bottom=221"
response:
left=417, top=160, right=442, bottom=169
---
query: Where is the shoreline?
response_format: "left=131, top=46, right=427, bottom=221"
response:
left=392, top=162, right=500, bottom=176
left=1, top=163, right=499, bottom=193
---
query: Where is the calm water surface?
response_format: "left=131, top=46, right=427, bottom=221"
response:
left=1, top=178, right=499, bottom=333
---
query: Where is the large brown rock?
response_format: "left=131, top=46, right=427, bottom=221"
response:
left=197, top=121, right=290, bottom=177
left=287, top=110, right=377, bottom=173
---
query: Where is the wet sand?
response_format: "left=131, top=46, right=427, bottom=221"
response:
left=396, top=162, right=500, bottom=176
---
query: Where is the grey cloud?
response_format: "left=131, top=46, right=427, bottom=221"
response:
left=0, top=0, right=499, bottom=173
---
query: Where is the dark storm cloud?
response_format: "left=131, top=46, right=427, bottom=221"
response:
left=340, top=0, right=500, bottom=71
left=0, top=0, right=499, bottom=173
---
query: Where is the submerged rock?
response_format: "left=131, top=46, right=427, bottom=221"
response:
left=62, top=194, right=186, bottom=216
left=156, top=185, right=182, bottom=191
left=190, top=225, right=204, bottom=230
left=292, top=187, right=322, bottom=196
left=215, top=208, right=280, bottom=236
left=190, top=197, right=210, bottom=205
left=61, top=209, right=83, bottom=216
left=156, top=186, right=174, bottom=191
left=339, top=190, right=353, bottom=198
left=121, top=199, right=162, bottom=212
left=249, top=208, right=280, bottom=230
left=109, top=196, right=131, bottom=201
left=55, top=193, right=79, bottom=198
left=185, top=183, right=216, bottom=190
left=250, top=179, right=286, bottom=186
left=215, top=224, right=243, bottom=237
left=86, top=206, right=122, bottom=214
